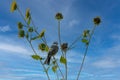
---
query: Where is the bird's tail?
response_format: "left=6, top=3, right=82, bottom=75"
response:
left=44, top=55, right=51, bottom=65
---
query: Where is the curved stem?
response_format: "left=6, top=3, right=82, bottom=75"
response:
left=76, top=25, right=96, bottom=80
left=17, top=7, right=50, bottom=80
left=26, top=39, right=50, bottom=80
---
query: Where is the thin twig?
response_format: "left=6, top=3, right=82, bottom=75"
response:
left=58, top=21, right=64, bottom=56
left=68, top=34, right=82, bottom=50
left=76, top=25, right=96, bottom=80
left=31, top=17, right=48, bottom=46
left=26, top=39, right=50, bottom=80
left=65, top=52, right=67, bottom=80
left=16, top=6, right=50, bottom=80
left=57, top=20, right=68, bottom=80
left=53, top=57, right=65, bottom=79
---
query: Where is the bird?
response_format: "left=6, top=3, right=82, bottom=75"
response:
left=44, top=42, right=59, bottom=65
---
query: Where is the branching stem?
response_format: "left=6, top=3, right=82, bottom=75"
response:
left=76, top=25, right=96, bottom=80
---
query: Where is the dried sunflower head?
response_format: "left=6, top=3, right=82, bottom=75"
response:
left=55, top=12, right=63, bottom=20
left=93, top=16, right=101, bottom=25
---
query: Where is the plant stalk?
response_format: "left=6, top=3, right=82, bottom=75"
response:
left=76, top=25, right=96, bottom=80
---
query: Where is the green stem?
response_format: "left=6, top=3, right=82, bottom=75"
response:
left=65, top=53, right=67, bottom=80
left=76, top=25, right=96, bottom=80
left=56, top=70, right=59, bottom=80
left=58, top=21, right=64, bottom=56
left=17, top=7, right=50, bottom=80
left=39, top=60, right=51, bottom=80
left=57, top=20, right=68, bottom=80
left=27, top=39, right=50, bottom=80
left=18, top=6, right=48, bottom=46
left=17, top=8, right=29, bottom=28
left=53, top=57, right=65, bottom=79
left=68, top=34, right=82, bottom=50
left=27, top=39, right=37, bottom=55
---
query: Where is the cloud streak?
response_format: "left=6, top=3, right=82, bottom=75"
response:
left=0, top=25, right=11, bottom=32
left=0, top=43, right=31, bottom=56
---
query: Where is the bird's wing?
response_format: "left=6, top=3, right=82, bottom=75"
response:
left=48, top=45, right=58, bottom=55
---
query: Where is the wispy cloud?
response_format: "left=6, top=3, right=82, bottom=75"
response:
left=69, top=19, right=79, bottom=27
left=0, top=43, right=31, bottom=56
left=92, top=43, right=120, bottom=68
left=111, top=34, right=120, bottom=41
left=0, top=25, right=11, bottom=32
left=92, top=58, right=120, bottom=68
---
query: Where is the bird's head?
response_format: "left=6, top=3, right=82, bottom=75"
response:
left=53, top=41, right=58, bottom=45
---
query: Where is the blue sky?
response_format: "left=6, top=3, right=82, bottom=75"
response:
left=0, top=0, right=120, bottom=80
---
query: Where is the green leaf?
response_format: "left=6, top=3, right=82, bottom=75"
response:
left=39, top=30, right=45, bottom=38
left=18, top=22, right=23, bottom=29
left=26, top=32, right=29, bottom=39
left=52, top=60, right=56, bottom=65
left=81, top=39, right=88, bottom=43
left=38, top=43, right=47, bottom=51
left=83, top=30, right=90, bottom=37
left=11, top=1, right=17, bottom=12
left=25, top=8, right=30, bottom=19
left=27, top=17, right=31, bottom=25
left=31, top=54, right=42, bottom=60
left=18, top=30, right=25, bottom=38
left=60, top=56, right=66, bottom=65
left=28, top=27, right=34, bottom=32
left=31, top=36, right=39, bottom=40
left=45, top=46, right=49, bottom=52
left=52, top=65, right=57, bottom=73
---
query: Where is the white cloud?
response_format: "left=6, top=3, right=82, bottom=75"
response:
left=0, top=43, right=31, bottom=56
left=111, top=34, right=120, bottom=40
left=69, top=20, right=79, bottom=27
left=0, top=25, right=11, bottom=32
left=92, top=57, right=120, bottom=68
left=10, top=68, right=40, bottom=73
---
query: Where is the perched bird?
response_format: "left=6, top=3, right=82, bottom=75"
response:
left=44, top=42, right=59, bottom=65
